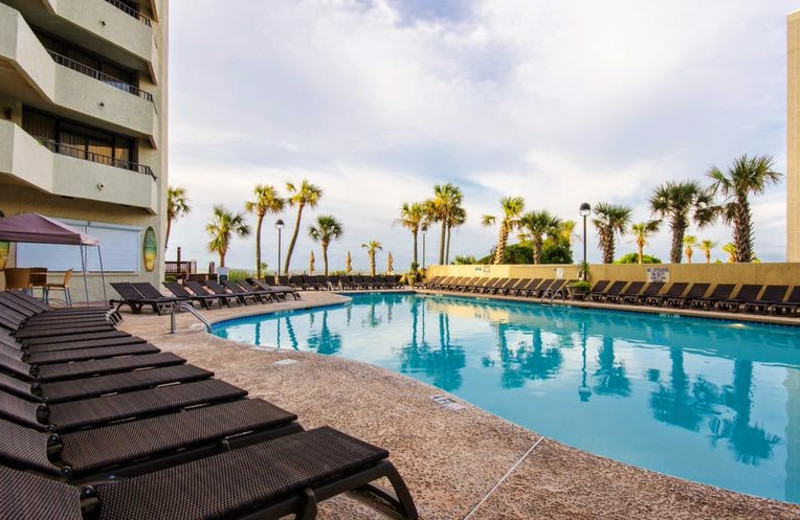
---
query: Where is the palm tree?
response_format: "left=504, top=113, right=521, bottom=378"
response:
left=283, top=180, right=323, bottom=275
left=398, top=202, right=427, bottom=268
left=362, top=240, right=382, bottom=276
left=481, top=196, right=525, bottom=264
left=683, top=235, right=698, bottom=264
left=650, top=181, right=717, bottom=263
left=244, top=184, right=285, bottom=278
left=698, top=239, right=716, bottom=264
left=519, top=210, right=562, bottom=264
left=206, top=205, right=251, bottom=268
left=631, top=220, right=661, bottom=264
left=165, top=186, right=191, bottom=251
left=707, top=155, right=782, bottom=263
left=722, top=242, right=737, bottom=263
left=445, top=205, right=466, bottom=264
left=427, top=183, right=463, bottom=265
left=592, top=202, right=633, bottom=264
left=308, top=215, right=344, bottom=276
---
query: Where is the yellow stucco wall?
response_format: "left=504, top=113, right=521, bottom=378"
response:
left=426, top=262, right=800, bottom=287
left=789, top=11, right=800, bottom=262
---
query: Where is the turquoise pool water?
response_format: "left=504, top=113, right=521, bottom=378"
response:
left=212, top=293, right=800, bottom=503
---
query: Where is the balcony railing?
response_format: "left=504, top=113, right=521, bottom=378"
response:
left=34, top=137, right=156, bottom=180
left=46, top=50, right=155, bottom=104
left=104, top=0, right=152, bottom=26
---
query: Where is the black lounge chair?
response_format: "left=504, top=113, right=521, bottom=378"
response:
left=252, top=279, right=301, bottom=300
left=717, top=285, right=762, bottom=312
left=524, top=279, right=553, bottom=298
left=220, top=280, right=267, bottom=304
left=0, top=293, right=116, bottom=324
left=0, top=426, right=418, bottom=520
left=511, top=279, right=539, bottom=297
left=743, top=285, right=789, bottom=314
left=184, top=280, right=239, bottom=307
left=589, top=281, right=626, bottom=302
left=541, top=279, right=570, bottom=300
left=1, top=379, right=246, bottom=433
left=0, top=398, right=300, bottom=479
left=203, top=280, right=253, bottom=306
left=690, top=284, right=735, bottom=310
left=666, top=283, right=710, bottom=308
left=1, top=290, right=111, bottom=316
left=772, top=287, right=800, bottom=316
left=584, top=280, right=609, bottom=301
left=163, top=282, right=220, bottom=309
left=475, top=278, right=501, bottom=294
left=492, top=278, right=518, bottom=295
left=110, top=283, right=178, bottom=315
left=624, top=282, right=665, bottom=305
left=606, top=281, right=644, bottom=304
left=645, top=282, right=688, bottom=307
left=235, top=280, right=276, bottom=303
left=17, top=330, right=136, bottom=349
left=20, top=343, right=160, bottom=366
left=2, top=351, right=185, bottom=383
left=498, top=278, right=525, bottom=296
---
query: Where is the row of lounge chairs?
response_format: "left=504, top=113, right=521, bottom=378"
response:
left=419, top=276, right=800, bottom=316
left=110, top=279, right=300, bottom=315
left=283, top=274, right=404, bottom=291
left=0, top=289, right=419, bottom=519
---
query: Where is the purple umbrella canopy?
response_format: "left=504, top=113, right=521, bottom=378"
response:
left=0, top=213, right=98, bottom=245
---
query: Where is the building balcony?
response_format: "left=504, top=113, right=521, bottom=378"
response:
left=0, top=3, right=159, bottom=146
left=0, top=120, right=157, bottom=213
left=2, top=0, right=159, bottom=82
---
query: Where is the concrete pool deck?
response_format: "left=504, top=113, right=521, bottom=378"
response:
left=119, top=291, right=800, bottom=519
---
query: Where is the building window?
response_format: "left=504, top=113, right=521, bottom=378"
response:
left=16, top=220, right=141, bottom=273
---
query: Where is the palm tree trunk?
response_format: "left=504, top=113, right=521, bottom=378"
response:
left=322, top=242, right=329, bottom=276
left=219, top=250, right=225, bottom=268
left=412, top=230, right=418, bottom=266
left=438, top=219, right=446, bottom=265
left=670, top=220, right=685, bottom=264
left=255, top=215, right=263, bottom=278
left=283, top=205, right=304, bottom=275
left=705, top=252, right=711, bottom=264
left=369, top=252, right=376, bottom=276
left=734, top=199, right=753, bottom=263
left=533, top=237, right=542, bottom=264
left=164, top=218, right=172, bottom=251
left=494, top=225, right=508, bottom=264
left=637, top=239, right=644, bottom=264
left=445, top=225, right=452, bottom=264
left=686, top=250, right=693, bottom=264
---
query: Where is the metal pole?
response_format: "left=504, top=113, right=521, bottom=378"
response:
left=422, top=231, right=426, bottom=269
left=80, top=246, right=89, bottom=304
left=582, top=215, right=587, bottom=281
left=97, top=246, right=107, bottom=304
left=276, top=228, right=281, bottom=282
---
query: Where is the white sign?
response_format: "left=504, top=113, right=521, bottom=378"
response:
left=646, top=267, right=670, bottom=283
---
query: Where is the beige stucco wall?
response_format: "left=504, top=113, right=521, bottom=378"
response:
left=426, top=262, right=800, bottom=287
left=0, top=0, right=168, bottom=303
left=789, top=11, right=800, bottom=262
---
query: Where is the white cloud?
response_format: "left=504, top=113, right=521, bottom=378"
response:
left=168, top=0, right=794, bottom=270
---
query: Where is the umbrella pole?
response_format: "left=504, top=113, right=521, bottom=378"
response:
left=97, top=246, right=107, bottom=304
left=80, top=245, right=89, bottom=304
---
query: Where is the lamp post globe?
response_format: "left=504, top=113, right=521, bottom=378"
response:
left=579, top=203, right=591, bottom=281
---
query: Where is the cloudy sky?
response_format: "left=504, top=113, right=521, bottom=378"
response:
left=168, top=0, right=794, bottom=273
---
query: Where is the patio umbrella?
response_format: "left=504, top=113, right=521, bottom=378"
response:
left=387, top=252, right=394, bottom=273
left=309, top=251, right=315, bottom=274
left=345, top=251, right=352, bottom=273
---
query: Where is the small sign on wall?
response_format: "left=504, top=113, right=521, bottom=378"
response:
left=646, top=267, right=670, bottom=283
left=555, top=268, right=564, bottom=279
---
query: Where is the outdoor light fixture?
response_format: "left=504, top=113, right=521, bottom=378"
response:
left=275, top=219, right=285, bottom=280
left=579, top=203, right=591, bottom=281
left=421, top=223, right=428, bottom=270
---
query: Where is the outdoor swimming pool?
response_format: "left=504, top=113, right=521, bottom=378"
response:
left=212, top=293, right=800, bottom=504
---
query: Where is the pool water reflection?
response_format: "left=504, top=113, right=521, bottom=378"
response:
left=213, top=293, right=800, bottom=504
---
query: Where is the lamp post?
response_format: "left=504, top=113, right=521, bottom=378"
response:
left=421, top=223, right=428, bottom=270
left=275, top=219, right=285, bottom=281
left=579, top=203, right=591, bottom=281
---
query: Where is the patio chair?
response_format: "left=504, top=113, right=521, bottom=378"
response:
left=1, top=378, right=247, bottom=433
left=665, top=283, right=710, bottom=308
left=466, top=278, right=494, bottom=293
left=771, top=287, right=800, bottom=316
left=43, top=269, right=74, bottom=307
left=164, top=282, right=219, bottom=309
left=717, top=285, right=763, bottom=312
left=236, top=280, right=277, bottom=303
left=589, top=281, right=626, bottom=302
left=1, top=351, right=185, bottom=383
left=605, top=282, right=644, bottom=304
left=251, top=279, right=301, bottom=300
left=0, top=426, right=419, bottom=520
left=689, top=284, right=735, bottom=310
left=492, top=278, right=518, bottom=295
left=184, top=280, right=239, bottom=307
left=584, top=280, right=609, bottom=300
left=542, top=279, right=570, bottom=300
left=523, top=279, right=553, bottom=298
left=110, top=283, right=178, bottom=315
left=203, top=280, right=253, bottom=306
left=743, top=285, right=789, bottom=314
left=223, top=280, right=270, bottom=304
left=645, top=282, right=688, bottom=307
left=623, top=282, right=664, bottom=305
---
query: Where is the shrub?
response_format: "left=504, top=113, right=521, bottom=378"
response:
left=615, top=252, right=662, bottom=264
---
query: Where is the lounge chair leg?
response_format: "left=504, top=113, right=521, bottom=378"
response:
left=298, top=488, right=318, bottom=520
left=352, top=461, right=419, bottom=520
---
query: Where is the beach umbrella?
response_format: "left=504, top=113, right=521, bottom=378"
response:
left=387, top=252, right=394, bottom=273
left=345, top=251, right=352, bottom=273
left=309, top=250, right=315, bottom=274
